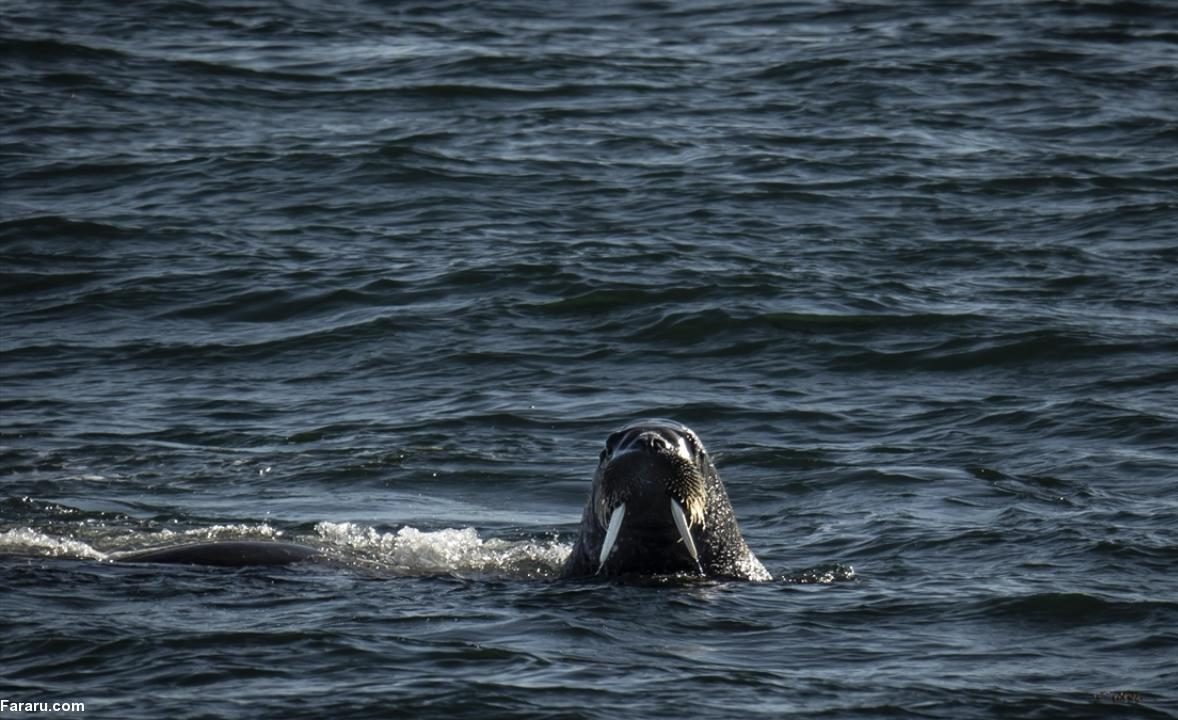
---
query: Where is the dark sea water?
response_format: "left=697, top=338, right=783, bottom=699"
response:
left=2, top=1, right=1177, bottom=717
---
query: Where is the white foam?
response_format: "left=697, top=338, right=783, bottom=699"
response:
left=0, top=528, right=108, bottom=560
left=153, top=523, right=282, bottom=541
left=315, top=521, right=570, bottom=577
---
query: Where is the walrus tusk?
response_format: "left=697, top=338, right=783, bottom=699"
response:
left=670, top=498, right=701, bottom=572
left=597, top=503, right=626, bottom=574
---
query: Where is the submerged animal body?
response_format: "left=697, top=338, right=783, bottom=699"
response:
left=117, top=541, right=319, bottom=566
left=561, top=419, right=771, bottom=581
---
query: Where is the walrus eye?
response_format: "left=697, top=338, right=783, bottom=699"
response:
left=603, top=431, right=624, bottom=458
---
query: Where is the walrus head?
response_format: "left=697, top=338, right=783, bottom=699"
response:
left=561, top=419, right=770, bottom=581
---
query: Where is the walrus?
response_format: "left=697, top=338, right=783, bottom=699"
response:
left=114, top=419, right=770, bottom=580
left=560, top=419, right=771, bottom=581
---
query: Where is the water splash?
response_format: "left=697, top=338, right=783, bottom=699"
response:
left=781, top=562, right=857, bottom=584
left=150, top=523, right=283, bottom=542
left=0, top=527, right=108, bottom=560
left=0, top=520, right=570, bottom=578
left=314, top=522, right=570, bottom=578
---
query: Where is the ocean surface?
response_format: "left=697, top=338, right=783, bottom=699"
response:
left=2, top=1, right=1176, bottom=717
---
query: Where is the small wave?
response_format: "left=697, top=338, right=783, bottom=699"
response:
left=837, top=329, right=1163, bottom=372
left=0, top=215, right=137, bottom=242
left=2, top=37, right=127, bottom=62
left=0, top=528, right=107, bottom=560
left=979, top=592, right=1175, bottom=626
